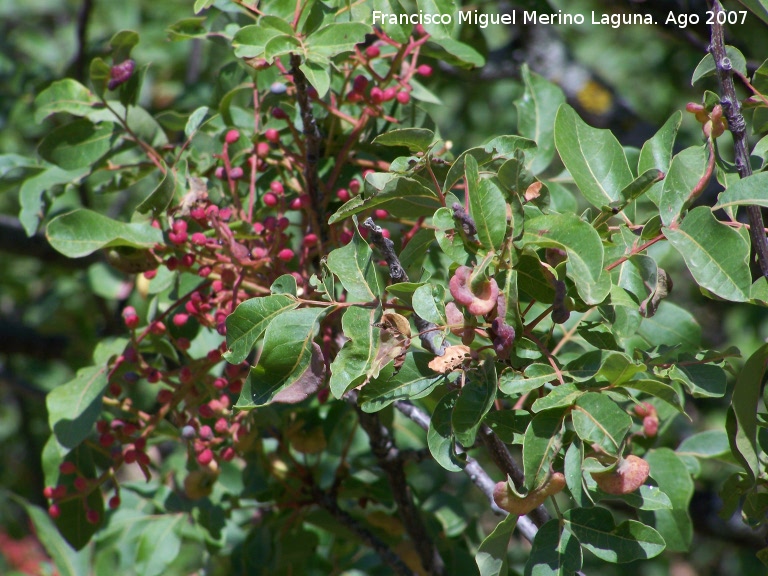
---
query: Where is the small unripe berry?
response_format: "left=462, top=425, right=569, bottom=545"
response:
left=265, top=128, right=280, bottom=143
left=48, top=504, right=61, bottom=519
left=86, top=510, right=100, bottom=525
left=221, top=447, right=236, bottom=461
left=349, top=179, right=361, bottom=194
left=277, top=216, right=290, bottom=230
left=60, top=461, right=77, bottom=475
left=197, top=448, right=214, bottom=466
left=157, top=389, right=174, bottom=404
left=228, top=166, right=244, bottom=180
left=303, top=233, right=318, bottom=247
left=277, top=248, right=295, bottom=262
left=43, top=486, right=55, bottom=499
left=74, top=477, right=88, bottom=492
left=191, top=232, right=207, bottom=246
left=225, top=129, right=240, bottom=144
left=337, top=188, right=350, bottom=201
left=396, top=90, right=411, bottom=105
left=369, top=86, right=383, bottom=104
left=263, top=193, right=278, bottom=208
left=270, top=181, right=284, bottom=194
left=346, top=91, right=363, bottom=103
left=109, top=495, right=121, bottom=509
left=353, top=74, right=369, bottom=93
left=382, top=87, right=397, bottom=101
left=374, top=209, right=389, bottom=219
left=416, top=64, right=433, bottom=77
left=122, top=307, right=139, bottom=329
left=199, top=425, right=214, bottom=440
left=366, top=45, right=381, bottom=58
left=198, top=404, right=214, bottom=418
left=271, top=107, right=288, bottom=120
left=173, top=313, right=189, bottom=326
left=256, top=141, right=270, bottom=157
left=215, top=166, right=226, bottom=179
left=270, top=82, right=287, bottom=94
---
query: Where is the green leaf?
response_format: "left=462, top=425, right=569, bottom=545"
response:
left=676, top=430, right=731, bottom=474
left=616, top=168, right=664, bottom=207
left=264, top=34, right=302, bottom=61
left=422, top=37, right=485, bottom=69
left=691, top=45, right=748, bottom=84
left=516, top=65, right=566, bottom=174
left=242, top=307, right=328, bottom=407
left=360, top=352, right=444, bottom=412
left=8, top=493, right=90, bottom=576
left=135, top=164, right=177, bottom=215
left=740, top=0, right=768, bottom=25
left=664, top=206, right=751, bottom=302
left=564, top=507, right=665, bottom=563
left=521, top=212, right=609, bottom=305
left=483, top=410, right=530, bottom=444
left=19, top=165, right=88, bottom=235
left=434, top=206, right=473, bottom=265
left=46, top=209, right=162, bottom=258
left=232, top=24, right=285, bottom=58
left=372, top=128, right=436, bottom=153
left=499, top=364, right=556, bottom=397
left=329, top=173, right=442, bottom=223
left=330, top=307, right=381, bottom=398
left=531, top=383, right=584, bottom=412
left=465, top=155, right=507, bottom=251
left=412, top=283, right=446, bottom=324
left=444, top=138, right=537, bottom=192
left=428, top=390, right=465, bottom=471
left=619, top=379, right=685, bottom=414
left=35, top=79, right=99, bottom=124
left=638, top=449, right=693, bottom=552
left=524, top=519, right=583, bottom=576
left=565, top=440, right=593, bottom=508
left=638, top=112, right=682, bottom=205
left=572, top=393, right=632, bottom=456
left=658, top=145, right=708, bottom=226
left=415, top=0, right=456, bottom=37
left=714, top=171, right=768, bottom=211
left=38, top=119, right=117, bottom=170
left=476, top=514, right=517, bottom=576
left=452, top=361, right=497, bottom=447
left=637, top=301, right=701, bottom=350
left=554, top=104, right=633, bottom=209
left=602, top=484, right=674, bottom=512
left=372, top=0, right=410, bottom=42
left=326, top=222, right=383, bottom=302
left=523, top=409, right=565, bottom=490
left=224, top=295, right=299, bottom=364
left=305, top=22, right=371, bottom=57
left=46, top=365, right=108, bottom=450
left=300, top=58, right=331, bottom=98
left=135, top=515, right=184, bottom=576
left=668, top=362, right=726, bottom=398
left=728, top=343, right=768, bottom=484
left=194, top=0, right=215, bottom=13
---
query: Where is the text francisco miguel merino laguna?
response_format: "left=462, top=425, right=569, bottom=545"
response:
left=372, top=9, right=656, bottom=29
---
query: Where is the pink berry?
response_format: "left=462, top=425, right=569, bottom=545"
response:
left=122, top=307, right=139, bottom=329
left=191, top=232, right=207, bottom=246
left=59, top=461, right=76, bottom=475
left=265, top=128, right=279, bottom=143
left=225, top=129, right=240, bottom=144
left=303, top=233, right=318, bottom=247
left=369, top=87, right=383, bottom=104
left=199, top=425, right=214, bottom=440
left=353, top=74, right=369, bottom=93
left=197, top=448, right=214, bottom=466
left=277, top=248, right=294, bottom=262
left=277, top=217, right=290, bottom=230
left=417, top=64, right=433, bottom=77
left=221, top=447, right=236, bottom=461
left=270, top=181, right=284, bottom=194
left=263, top=193, right=278, bottom=207
left=396, top=91, right=411, bottom=104
left=346, top=91, right=363, bottom=103
left=366, top=45, right=381, bottom=58
left=173, top=313, right=189, bottom=326
left=349, top=179, right=361, bottom=194
left=215, top=166, right=226, bottom=179
left=48, top=504, right=61, bottom=519
left=290, top=197, right=303, bottom=210
left=86, top=510, right=100, bottom=525
left=374, top=209, right=389, bottom=219
left=256, top=141, right=270, bottom=157
left=337, top=188, right=350, bottom=202
left=228, top=166, right=244, bottom=180
left=382, top=87, right=397, bottom=101
left=43, top=486, right=54, bottom=499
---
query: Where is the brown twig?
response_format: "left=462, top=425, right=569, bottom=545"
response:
left=709, top=0, right=768, bottom=280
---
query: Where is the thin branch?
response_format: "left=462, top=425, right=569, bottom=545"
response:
left=347, top=391, right=445, bottom=575
left=709, top=0, right=768, bottom=280
left=312, top=486, right=417, bottom=576
left=362, top=217, right=448, bottom=356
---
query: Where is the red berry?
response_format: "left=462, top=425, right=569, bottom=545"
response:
left=86, top=510, right=100, bottom=525
left=215, top=418, right=229, bottom=434
left=277, top=217, right=290, bottom=230
left=199, top=425, right=214, bottom=440
left=225, top=129, right=240, bottom=144
left=74, top=477, right=88, bottom=492
left=198, top=404, right=214, bottom=419
left=60, top=461, right=77, bottom=475
left=265, top=128, right=280, bottom=143
left=263, top=193, right=278, bottom=207
left=228, top=166, right=244, bottom=180
left=181, top=253, right=195, bottom=267
left=143, top=269, right=157, bottom=280
left=271, top=107, right=288, bottom=120
left=43, top=486, right=54, bottom=499
left=270, top=181, right=284, bottom=194
left=416, top=64, right=433, bottom=77
left=229, top=379, right=243, bottom=394
left=277, top=248, right=294, bottom=262
left=382, top=87, right=397, bottom=101
left=374, top=209, right=389, bottom=219
left=370, top=87, right=383, bottom=104
left=303, top=233, right=318, bottom=247
left=99, top=433, right=115, bottom=448
left=150, top=321, right=166, bottom=335
left=346, top=91, right=363, bottom=103
left=353, top=74, right=369, bottom=93
left=108, top=59, right=136, bottom=90
left=157, top=389, right=173, bottom=404
left=221, top=447, right=236, bottom=461
left=122, top=308, right=139, bottom=329
left=48, top=504, right=61, bottom=519
left=177, top=337, right=191, bottom=350
left=191, top=232, right=207, bottom=246
left=396, top=91, right=411, bottom=105
left=215, top=166, right=226, bottom=179
left=290, top=197, right=302, bottom=210
left=256, top=141, right=270, bottom=157
left=147, top=369, right=161, bottom=384
left=109, top=495, right=121, bottom=509
left=197, top=448, right=214, bottom=466
left=124, top=449, right=138, bottom=464
left=336, top=188, right=350, bottom=202
left=366, top=45, right=381, bottom=58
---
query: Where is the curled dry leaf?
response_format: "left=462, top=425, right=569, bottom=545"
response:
left=428, top=344, right=471, bottom=373
left=591, top=455, right=650, bottom=495
left=449, top=265, right=499, bottom=316
left=493, top=472, right=566, bottom=516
